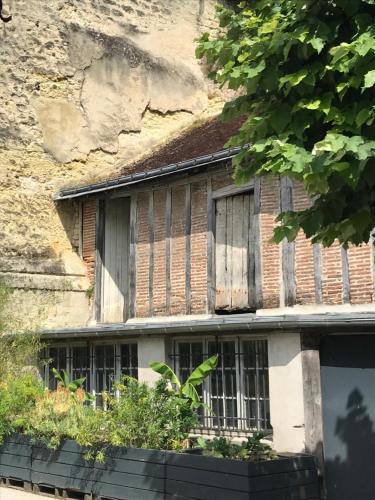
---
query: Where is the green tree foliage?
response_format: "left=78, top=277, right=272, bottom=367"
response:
left=197, top=0, right=375, bottom=246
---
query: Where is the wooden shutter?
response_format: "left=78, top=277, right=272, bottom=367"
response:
left=101, top=198, right=130, bottom=323
left=215, top=192, right=255, bottom=311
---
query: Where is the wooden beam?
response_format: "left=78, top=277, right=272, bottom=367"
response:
left=185, top=184, right=192, bottom=315
left=253, top=177, right=263, bottom=309
left=78, top=200, right=83, bottom=258
left=248, top=194, right=256, bottom=307
left=129, top=195, right=137, bottom=318
left=280, top=177, right=296, bottom=307
left=212, top=181, right=254, bottom=200
left=207, top=177, right=215, bottom=313
left=148, top=191, right=154, bottom=316
left=300, top=332, right=325, bottom=484
left=165, top=188, right=172, bottom=314
left=94, top=199, right=105, bottom=322
left=341, top=245, right=351, bottom=303
left=313, top=244, right=323, bottom=304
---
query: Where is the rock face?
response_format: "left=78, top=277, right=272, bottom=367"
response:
left=0, top=0, right=223, bottom=328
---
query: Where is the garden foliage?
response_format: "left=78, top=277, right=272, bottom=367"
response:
left=197, top=0, right=375, bottom=246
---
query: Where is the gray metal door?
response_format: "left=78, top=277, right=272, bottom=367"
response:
left=321, top=335, right=375, bottom=500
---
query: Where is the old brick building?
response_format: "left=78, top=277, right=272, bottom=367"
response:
left=45, top=118, right=375, bottom=495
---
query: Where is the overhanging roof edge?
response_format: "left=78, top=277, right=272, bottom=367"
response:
left=53, top=146, right=243, bottom=201
left=41, top=312, right=375, bottom=339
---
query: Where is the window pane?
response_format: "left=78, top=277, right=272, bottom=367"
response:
left=121, top=343, right=138, bottom=380
left=243, top=340, right=270, bottom=431
left=48, top=347, right=67, bottom=390
left=71, top=346, right=90, bottom=392
left=208, top=340, right=237, bottom=430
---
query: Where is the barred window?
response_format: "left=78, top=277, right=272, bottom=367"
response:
left=42, top=342, right=138, bottom=405
left=171, top=337, right=270, bottom=433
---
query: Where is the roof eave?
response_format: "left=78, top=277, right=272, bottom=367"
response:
left=53, top=146, right=244, bottom=202
left=41, top=312, right=375, bottom=340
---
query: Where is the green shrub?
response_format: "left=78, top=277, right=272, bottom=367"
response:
left=26, top=385, right=94, bottom=448
left=108, top=377, right=198, bottom=450
left=0, top=373, right=44, bottom=443
left=196, top=433, right=275, bottom=461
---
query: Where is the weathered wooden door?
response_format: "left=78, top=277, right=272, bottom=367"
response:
left=215, top=192, right=255, bottom=312
left=100, top=198, right=130, bottom=323
left=321, top=335, right=375, bottom=500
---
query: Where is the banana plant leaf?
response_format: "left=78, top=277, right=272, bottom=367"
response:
left=186, top=355, right=218, bottom=386
left=149, top=361, right=181, bottom=388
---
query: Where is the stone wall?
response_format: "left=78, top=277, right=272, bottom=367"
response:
left=0, top=0, right=224, bottom=328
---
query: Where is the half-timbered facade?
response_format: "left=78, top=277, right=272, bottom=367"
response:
left=46, top=119, right=375, bottom=496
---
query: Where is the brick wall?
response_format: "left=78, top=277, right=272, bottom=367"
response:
left=260, top=176, right=281, bottom=309
left=81, top=198, right=96, bottom=281
left=135, top=192, right=150, bottom=317
left=347, top=243, right=373, bottom=304
left=293, top=181, right=316, bottom=305
left=153, top=190, right=167, bottom=316
left=190, top=181, right=208, bottom=314
left=171, top=185, right=187, bottom=315
left=81, top=169, right=375, bottom=320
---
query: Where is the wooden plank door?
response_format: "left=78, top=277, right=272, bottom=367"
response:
left=215, top=192, right=255, bottom=312
left=101, top=198, right=130, bottom=323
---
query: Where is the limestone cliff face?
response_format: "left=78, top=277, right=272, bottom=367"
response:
left=0, top=0, right=223, bottom=328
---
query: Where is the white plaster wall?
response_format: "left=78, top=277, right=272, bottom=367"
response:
left=268, top=332, right=306, bottom=453
left=137, top=336, right=167, bottom=385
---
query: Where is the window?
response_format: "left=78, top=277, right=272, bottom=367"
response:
left=171, top=337, right=270, bottom=433
left=42, top=342, right=138, bottom=405
left=215, top=192, right=256, bottom=312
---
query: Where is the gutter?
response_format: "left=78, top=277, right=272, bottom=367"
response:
left=42, top=312, right=375, bottom=340
left=53, top=146, right=243, bottom=201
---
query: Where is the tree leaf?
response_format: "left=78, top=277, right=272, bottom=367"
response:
left=364, top=70, right=375, bottom=88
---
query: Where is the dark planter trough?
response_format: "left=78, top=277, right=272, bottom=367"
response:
left=165, top=452, right=320, bottom=500
left=93, top=447, right=165, bottom=500
left=0, top=434, right=32, bottom=484
left=0, top=435, right=320, bottom=500
left=31, top=439, right=93, bottom=496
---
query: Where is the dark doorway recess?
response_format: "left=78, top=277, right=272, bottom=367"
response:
left=321, top=335, right=375, bottom=500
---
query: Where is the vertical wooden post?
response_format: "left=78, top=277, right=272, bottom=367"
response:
left=341, top=246, right=351, bottom=303
left=313, top=243, right=323, bottom=304
left=253, top=177, right=263, bottom=309
left=165, top=188, right=172, bottom=314
left=148, top=191, right=154, bottom=317
left=129, top=195, right=137, bottom=318
left=185, top=184, right=192, bottom=315
left=94, top=199, right=105, bottom=323
left=300, top=331, right=326, bottom=496
left=280, top=177, right=296, bottom=307
left=207, top=177, right=215, bottom=313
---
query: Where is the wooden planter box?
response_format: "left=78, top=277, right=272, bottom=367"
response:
left=165, top=452, right=320, bottom=500
left=31, top=440, right=93, bottom=495
left=93, top=447, right=166, bottom=500
left=0, top=434, right=32, bottom=483
left=0, top=435, right=320, bottom=500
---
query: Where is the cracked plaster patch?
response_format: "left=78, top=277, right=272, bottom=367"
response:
left=32, top=28, right=208, bottom=163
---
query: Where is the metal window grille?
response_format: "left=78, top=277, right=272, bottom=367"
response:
left=171, top=337, right=271, bottom=432
left=42, top=342, right=138, bottom=406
